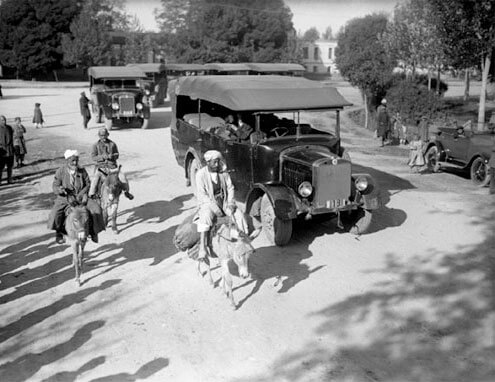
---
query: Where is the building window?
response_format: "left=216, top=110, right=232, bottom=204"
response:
left=313, top=66, right=318, bottom=73
left=328, top=47, right=333, bottom=59
left=314, top=47, right=319, bottom=60
left=327, top=66, right=331, bottom=73
left=303, top=47, right=308, bottom=59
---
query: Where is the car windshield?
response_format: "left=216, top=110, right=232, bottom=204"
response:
left=104, top=79, right=139, bottom=88
left=270, top=111, right=336, bottom=135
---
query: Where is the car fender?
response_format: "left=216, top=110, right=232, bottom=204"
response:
left=246, top=184, right=298, bottom=220
left=431, top=140, right=447, bottom=161
left=184, top=148, right=203, bottom=180
left=351, top=174, right=381, bottom=210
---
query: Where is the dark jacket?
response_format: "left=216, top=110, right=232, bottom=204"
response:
left=489, top=143, right=495, bottom=168
left=52, top=164, right=90, bottom=201
left=376, top=104, right=390, bottom=138
left=33, top=106, right=44, bottom=124
left=0, top=124, right=14, bottom=157
left=91, top=139, right=119, bottom=167
left=79, top=95, right=91, bottom=118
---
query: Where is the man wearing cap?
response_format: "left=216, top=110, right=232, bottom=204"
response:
left=47, top=150, right=101, bottom=244
left=79, top=91, right=92, bottom=129
left=195, top=150, right=238, bottom=259
left=88, top=128, right=132, bottom=199
left=376, top=98, right=391, bottom=147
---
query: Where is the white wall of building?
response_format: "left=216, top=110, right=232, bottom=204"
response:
left=300, top=39, right=338, bottom=74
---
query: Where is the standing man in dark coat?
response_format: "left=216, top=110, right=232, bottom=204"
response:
left=79, top=91, right=92, bottom=129
left=376, top=99, right=391, bottom=147
left=0, top=115, right=15, bottom=185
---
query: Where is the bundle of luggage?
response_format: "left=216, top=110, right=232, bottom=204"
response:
left=173, top=212, right=201, bottom=259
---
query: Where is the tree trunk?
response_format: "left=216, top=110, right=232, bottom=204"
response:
left=53, top=70, right=58, bottom=82
left=427, top=70, right=432, bottom=91
left=478, top=53, right=491, bottom=131
left=364, top=92, right=369, bottom=130
left=463, top=69, right=470, bottom=101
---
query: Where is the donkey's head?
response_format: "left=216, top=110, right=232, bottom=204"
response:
left=103, top=166, right=124, bottom=202
left=66, top=206, right=90, bottom=242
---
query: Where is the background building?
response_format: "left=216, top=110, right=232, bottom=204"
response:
left=300, top=39, right=338, bottom=78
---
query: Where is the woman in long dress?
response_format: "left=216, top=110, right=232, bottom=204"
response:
left=13, top=117, right=27, bottom=167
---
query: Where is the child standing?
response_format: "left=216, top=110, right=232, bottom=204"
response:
left=13, top=117, right=27, bottom=167
left=32, top=102, right=44, bottom=128
left=408, top=134, right=425, bottom=173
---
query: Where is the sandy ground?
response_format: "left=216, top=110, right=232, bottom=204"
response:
left=0, top=81, right=494, bottom=382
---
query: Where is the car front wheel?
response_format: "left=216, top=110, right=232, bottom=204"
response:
left=470, top=157, right=490, bottom=187
left=342, top=208, right=373, bottom=235
left=425, top=145, right=440, bottom=173
left=260, top=194, right=292, bottom=246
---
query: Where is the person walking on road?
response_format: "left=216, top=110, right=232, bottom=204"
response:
left=0, top=115, right=15, bottom=185
left=376, top=98, right=391, bottom=147
left=13, top=117, right=27, bottom=168
left=79, top=91, right=92, bottom=129
left=32, top=102, right=44, bottom=128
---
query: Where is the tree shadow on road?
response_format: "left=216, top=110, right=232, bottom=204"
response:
left=41, top=356, right=106, bottom=382
left=88, top=358, right=169, bottom=382
left=234, top=200, right=495, bottom=382
left=0, top=320, right=106, bottom=382
left=0, top=280, right=119, bottom=345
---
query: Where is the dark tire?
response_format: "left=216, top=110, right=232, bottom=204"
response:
left=260, top=194, right=292, bottom=246
left=188, top=158, right=201, bottom=196
left=425, top=145, right=440, bottom=173
left=96, top=107, right=103, bottom=123
left=141, top=118, right=150, bottom=129
left=470, top=157, right=490, bottom=187
left=342, top=208, right=373, bottom=235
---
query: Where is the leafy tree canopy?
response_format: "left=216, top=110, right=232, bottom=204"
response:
left=335, top=13, right=395, bottom=101
left=0, top=0, right=81, bottom=78
left=322, top=26, right=333, bottom=40
left=302, top=27, right=320, bottom=42
left=155, top=0, right=295, bottom=63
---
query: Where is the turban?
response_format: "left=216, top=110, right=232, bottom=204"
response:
left=204, top=150, right=222, bottom=162
left=381, top=98, right=387, bottom=104
left=98, top=127, right=109, bottom=136
left=64, top=149, right=79, bottom=159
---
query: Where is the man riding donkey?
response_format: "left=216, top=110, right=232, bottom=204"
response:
left=47, top=150, right=104, bottom=244
left=195, top=150, right=248, bottom=259
left=88, top=128, right=133, bottom=200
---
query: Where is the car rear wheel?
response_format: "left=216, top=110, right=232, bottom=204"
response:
left=141, top=118, right=150, bottom=129
left=342, top=208, right=373, bottom=235
left=470, top=157, right=490, bottom=187
left=260, top=194, right=292, bottom=246
left=188, top=158, right=200, bottom=197
left=425, top=145, right=440, bottom=173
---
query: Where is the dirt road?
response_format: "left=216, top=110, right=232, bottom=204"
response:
left=1, top=83, right=493, bottom=382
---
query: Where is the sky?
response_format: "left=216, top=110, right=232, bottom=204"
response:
left=125, top=0, right=400, bottom=35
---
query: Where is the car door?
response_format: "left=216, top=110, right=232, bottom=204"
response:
left=223, top=140, right=253, bottom=202
left=442, top=129, right=469, bottom=164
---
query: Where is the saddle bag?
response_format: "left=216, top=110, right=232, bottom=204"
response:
left=173, top=212, right=201, bottom=252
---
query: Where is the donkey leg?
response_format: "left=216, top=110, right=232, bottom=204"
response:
left=220, top=259, right=236, bottom=308
left=111, top=211, right=118, bottom=233
left=72, top=242, right=80, bottom=285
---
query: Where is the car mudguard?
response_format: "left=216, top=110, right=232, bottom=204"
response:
left=246, top=184, right=298, bottom=220
left=184, top=148, right=202, bottom=180
left=351, top=174, right=381, bottom=210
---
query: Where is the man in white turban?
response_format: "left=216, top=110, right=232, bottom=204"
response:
left=195, top=150, right=237, bottom=259
left=47, top=149, right=103, bottom=244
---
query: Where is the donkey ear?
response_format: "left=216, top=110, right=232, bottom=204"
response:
left=248, top=227, right=262, bottom=240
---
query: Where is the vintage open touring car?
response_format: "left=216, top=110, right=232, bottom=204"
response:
left=170, top=75, right=381, bottom=245
left=424, top=125, right=495, bottom=186
left=127, top=63, right=168, bottom=108
left=88, top=66, right=151, bottom=129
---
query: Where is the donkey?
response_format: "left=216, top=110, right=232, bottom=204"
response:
left=65, top=205, right=90, bottom=286
left=196, top=216, right=261, bottom=309
left=100, top=166, right=127, bottom=233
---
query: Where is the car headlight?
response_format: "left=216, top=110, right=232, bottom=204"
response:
left=111, top=102, right=119, bottom=110
left=145, top=89, right=150, bottom=95
left=298, top=181, right=313, bottom=198
left=136, top=103, right=143, bottom=110
left=355, top=176, right=368, bottom=192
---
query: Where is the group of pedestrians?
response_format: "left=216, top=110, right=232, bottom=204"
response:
left=0, top=115, right=28, bottom=185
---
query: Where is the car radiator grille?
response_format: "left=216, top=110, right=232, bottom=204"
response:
left=313, top=161, right=351, bottom=208
left=282, top=161, right=312, bottom=194
left=119, top=96, right=135, bottom=113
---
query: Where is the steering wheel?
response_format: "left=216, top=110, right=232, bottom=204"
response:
left=270, top=127, right=289, bottom=137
